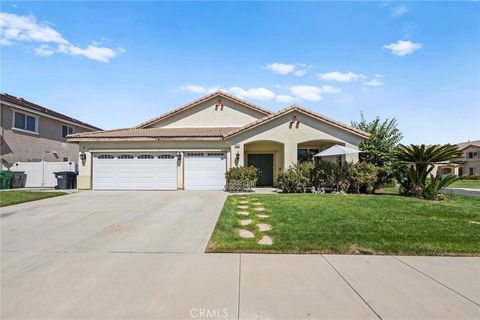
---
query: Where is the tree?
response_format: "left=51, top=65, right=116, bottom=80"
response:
left=351, top=113, right=403, bottom=190
left=395, top=144, right=461, bottom=198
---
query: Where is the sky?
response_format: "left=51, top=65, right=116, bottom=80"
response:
left=1, top=1, right=479, bottom=144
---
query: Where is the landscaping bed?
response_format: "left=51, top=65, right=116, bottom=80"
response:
left=207, top=194, right=480, bottom=255
left=0, top=191, right=66, bottom=207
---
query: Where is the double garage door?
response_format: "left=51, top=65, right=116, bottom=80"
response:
left=93, top=152, right=226, bottom=191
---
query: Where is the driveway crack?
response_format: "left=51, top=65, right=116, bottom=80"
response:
left=321, top=255, right=382, bottom=320
left=393, top=256, right=480, bottom=307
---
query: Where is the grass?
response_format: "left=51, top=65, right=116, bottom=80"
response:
left=207, top=193, right=480, bottom=255
left=0, top=191, right=66, bottom=207
left=450, top=180, right=480, bottom=189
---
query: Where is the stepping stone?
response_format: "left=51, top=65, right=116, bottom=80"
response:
left=252, top=202, right=263, bottom=206
left=239, top=201, right=249, bottom=204
left=257, top=223, right=271, bottom=232
left=253, top=207, right=265, bottom=211
left=469, top=220, right=480, bottom=225
left=239, top=229, right=255, bottom=238
left=237, top=211, right=249, bottom=216
left=240, top=196, right=247, bottom=199
left=237, top=205, right=248, bottom=209
left=258, top=236, right=273, bottom=245
left=256, top=214, right=270, bottom=218
left=240, top=219, right=252, bottom=226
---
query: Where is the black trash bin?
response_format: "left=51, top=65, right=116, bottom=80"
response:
left=54, top=171, right=77, bottom=189
left=11, top=171, right=26, bottom=188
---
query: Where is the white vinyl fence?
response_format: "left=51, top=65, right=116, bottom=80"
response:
left=10, top=161, right=78, bottom=188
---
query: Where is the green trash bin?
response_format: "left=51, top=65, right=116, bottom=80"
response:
left=0, top=170, right=14, bottom=189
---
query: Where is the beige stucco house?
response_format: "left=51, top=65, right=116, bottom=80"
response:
left=1, top=94, right=101, bottom=169
left=68, top=91, right=368, bottom=190
left=434, top=140, right=480, bottom=177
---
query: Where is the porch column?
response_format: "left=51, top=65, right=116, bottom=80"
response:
left=284, top=142, right=297, bottom=168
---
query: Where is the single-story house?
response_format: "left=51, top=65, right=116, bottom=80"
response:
left=68, top=91, right=368, bottom=190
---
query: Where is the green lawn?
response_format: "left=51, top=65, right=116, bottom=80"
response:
left=0, top=191, right=66, bottom=207
left=208, top=194, right=480, bottom=255
left=450, top=180, right=480, bottom=189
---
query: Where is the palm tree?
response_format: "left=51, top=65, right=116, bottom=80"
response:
left=395, top=144, right=461, bottom=196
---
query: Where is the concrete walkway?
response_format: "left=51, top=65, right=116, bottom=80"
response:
left=445, top=187, right=480, bottom=197
left=1, top=192, right=479, bottom=319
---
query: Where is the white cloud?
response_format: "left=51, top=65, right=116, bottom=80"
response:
left=289, top=85, right=323, bottom=101
left=34, top=44, right=55, bottom=56
left=384, top=40, right=422, bottom=56
left=179, top=85, right=220, bottom=94
left=0, top=12, right=123, bottom=62
left=265, top=63, right=296, bottom=75
left=229, top=87, right=276, bottom=101
left=294, top=69, right=306, bottom=77
left=321, top=85, right=341, bottom=94
left=276, top=95, right=295, bottom=103
left=363, top=78, right=383, bottom=87
left=317, top=71, right=362, bottom=82
left=391, top=5, right=409, bottom=17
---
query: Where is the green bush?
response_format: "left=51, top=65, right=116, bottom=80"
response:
left=225, top=166, right=257, bottom=192
left=345, top=162, right=379, bottom=194
left=277, top=162, right=313, bottom=193
left=459, top=174, right=480, bottom=180
left=310, top=160, right=337, bottom=190
left=423, top=174, right=458, bottom=200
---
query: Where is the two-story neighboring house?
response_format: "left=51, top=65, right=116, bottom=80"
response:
left=457, top=140, right=480, bottom=177
left=0, top=94, right=101, bottom=169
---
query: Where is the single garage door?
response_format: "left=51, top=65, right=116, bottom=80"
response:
left=184, top=152, right=226, bottom=191
left=93, top=153, right=177, bottom=190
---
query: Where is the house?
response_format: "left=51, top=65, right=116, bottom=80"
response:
left=435, top=140, right=480, bottom=177
left=68, top=91, right=368, bottom=190
left=0, top=94, right=101, bottom=169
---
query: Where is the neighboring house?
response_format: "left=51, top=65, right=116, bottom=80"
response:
left=0, top=94, right=101, bottom=169
left=434, top=140, right=480, bottom=177
left=68, top=91, right=368, bottom=190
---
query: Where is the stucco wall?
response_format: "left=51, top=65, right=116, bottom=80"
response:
left=0, top=104, right=92, bottom=169
left=146, top=99, right=267, bottom=128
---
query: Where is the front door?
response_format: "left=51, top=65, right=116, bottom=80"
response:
left=248, top=154, right=273, bottom=186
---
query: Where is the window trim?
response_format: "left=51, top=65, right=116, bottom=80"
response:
left=12, top=111, right=39, bottom=134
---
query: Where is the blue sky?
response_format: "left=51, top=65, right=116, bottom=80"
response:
left=1, top=1, right=479, bottom=144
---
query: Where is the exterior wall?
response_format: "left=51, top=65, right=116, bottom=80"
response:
left=146, top=99, right=267, bottom=128
left=77, top=140, right=231, bottom=189
left=227, top=110, right=364, bottom=171
left=0, top=103, right=92, bottom=169
left=459, top=146, right=480, bottom=176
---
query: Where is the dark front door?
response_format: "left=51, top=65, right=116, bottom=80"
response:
left=248, top=154, right=273, bottom=186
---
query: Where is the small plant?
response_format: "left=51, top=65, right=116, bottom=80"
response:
left=423, top=174, right=458, bottom=200
left=225, top=166, right=258, bottom=192
left=277, top=162, right=313, bottom=193
left=346, top=162, right=379, bottom=194
left=310, top=160, right=337, bottom=191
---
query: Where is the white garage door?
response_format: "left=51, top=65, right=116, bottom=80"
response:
left=184, top=152, right=226, bottom=191
left=93, top=153, right=177, bottom=190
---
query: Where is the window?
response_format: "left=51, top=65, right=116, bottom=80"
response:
left=469, top=168, right=475, bottom=176
left=98, top=155, right=114, bottom=159
left=118, top=155, right=134, bottom=159
left=297, top=148, right=320, bottom=162
left=459, top=168, right=463, bottom=176
left=159, top=154, right=175, bottom=159
left=62, top=125, right=74, bottom=138
left=138, top=155, right=154, bottom=159
left=63, top=157, right=69, bottom=162
left=13, top=111, right=37, bottom=133
left=467, top=152, right=478, bottom=159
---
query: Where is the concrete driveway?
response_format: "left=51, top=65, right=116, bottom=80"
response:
left=1, top=192, right=479, bottom=319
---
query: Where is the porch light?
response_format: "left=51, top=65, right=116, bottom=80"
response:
left=80, top=152, right=87, bottom=161
left=176, top=152, right=182, bottom=162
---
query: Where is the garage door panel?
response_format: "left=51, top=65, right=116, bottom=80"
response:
left=93, top=153, right=177, bottom=190
left=184, top=153, right=226, bottom=191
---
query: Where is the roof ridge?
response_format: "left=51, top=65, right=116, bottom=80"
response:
left=135, top=91, right=272, bottom=128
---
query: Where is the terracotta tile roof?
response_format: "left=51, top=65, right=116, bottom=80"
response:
left=223, top=104, right=370, bottom=139
left=67, top=127, right=240, bottom=142
left=457, top=140, right=480, bottom=150
left=136, top=91, right=272, bottom=128
left=0, top=93, right=101, bottom=131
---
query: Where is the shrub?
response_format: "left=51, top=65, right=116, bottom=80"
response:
left=459, top=174, right=480, bottom=181
left=423, top=174, right=458, bottom=200
left=277, top=162, right=313, bottom=193
left=345, top=162, right=379, bottom=194
left=225, top=166, right=257, bottom=192
left=310, top=160, right=337, bottom=191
